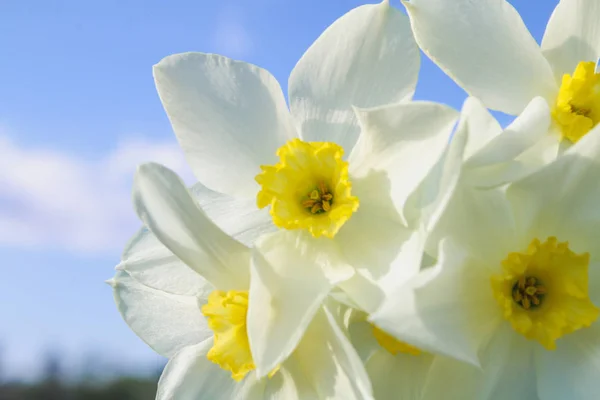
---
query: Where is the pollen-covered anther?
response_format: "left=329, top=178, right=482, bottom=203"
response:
left=512, top=276, right=547, bottom=310
left=302, top=182, right=333, bottom=214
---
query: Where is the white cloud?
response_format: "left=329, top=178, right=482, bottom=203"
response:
left=211, top=7, right=254, bottom=58
left=0, top=135, right=195, bottom=254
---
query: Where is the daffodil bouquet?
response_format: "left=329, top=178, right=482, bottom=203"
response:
left=108, top=0, right=600, bottom=398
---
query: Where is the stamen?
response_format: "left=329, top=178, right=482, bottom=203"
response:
left=304, top=181, right=334, bottom=214
left=512, top=275, right=545, bottom=310
left=570, top=104, right=591, bottom=117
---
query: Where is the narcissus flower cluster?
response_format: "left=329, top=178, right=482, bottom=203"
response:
left=109, top=0, right=600, bottom=398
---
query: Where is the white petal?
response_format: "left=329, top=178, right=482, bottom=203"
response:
left=465, top=130, right=562, bottom=190
left=346, top=316, right=381, bottom=363
left=463, top=97, right=554, bottom=188
left=117, top=227, right=209, bottom=296
left=404, top=118, right=468, bottom=232
left=158, top=342, right=317, bottom=400
left=153, top=52, right=296, bottom=198
left=426, top=182, right=517, bottom=263
left=156, top=339, right=240, bottom=400
left=459, top=97, right=503, bottom=161
left=536, top=322, right=600, bottom=400
left=133, top=163, right=250, bottom=290
left=367, top=350, right=434, bottom=400
left=336, top=217, right=426, bottom=313
left=289, top=1, right=419, bottom=153
left=507, top=125, right=600, bottom=257
left=248, top=231, right=342, bottom=377
left=422, top=324, right=537, bottom=400
left=110, top=271, right=210, bottom=358
left=191, top=182, right=276, bottom=247
left=336, top=271, right=386, bottom=316
left=464, top=97, right=551, bottom=168
left=478, top=325, right=537, bottom=400
left=404, top=0, right=558, bottom=114
left=255, top=359, right=320, bottom=399
left=291, top=307, right=373, bottom=400
left=370, top=239, right=501, bottom=366
left=420, top=356, right=482, bottom=399
left=350, top=101, right=459, bottom=224
left=541, top=0, right=600, bottom=81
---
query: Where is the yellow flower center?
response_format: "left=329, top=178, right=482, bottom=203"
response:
left=372, top=325, right=421, bottom=356
left=491, top=237, right=599, bottom=350
left=201, top=290, right=254, bottom=381
left=255, top=138, right=359, bottom=238
left=553, top=61, right=600, bottom=143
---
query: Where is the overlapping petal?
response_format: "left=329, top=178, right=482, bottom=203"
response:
left=289, top=0, right=419, bottom=153
left=542, top=0, right=600, bottom=81
left=132, top=162, right=250, bottom=290
left=291, top=307, right=373, bottom=400
left=507, top=125, right=600, bottom=257
left=370, top=240, right=501, bottom=366
left=404, top=0, right=558, bottom=114
left=117, top=227, right=208, bottom=296
left=191, top=182, right=275, bottom=247
left=156, top=339, right=238, bottom=400
left=349, top=101, right=459, bottom=223
left=110, top=271, right=211, bottom=358
left=248, top=231, right=350, bottom=377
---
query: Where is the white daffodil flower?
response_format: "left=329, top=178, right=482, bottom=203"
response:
left=320, top=95, right=549, bottom=400
left=403, top=0, right=600, bottom=179
left=110, top=163, right=373, bottom=399
left=372, top=114, right=600, bottom=399
left=151, top=0, right=460, bottom=380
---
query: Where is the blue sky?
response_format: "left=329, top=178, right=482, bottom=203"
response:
left=0, top=0, right=559, bottom=380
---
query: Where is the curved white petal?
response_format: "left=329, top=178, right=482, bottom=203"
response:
left=133, top=163, right=250, bottom=290
left=367, top=349, right=434, bottom=400
left=404, top=0, right=558, bottom=114
left=156, top=339, right=239, bottom=400
left=542, top=0, right=600, bottom=81
left=291, top=307, right=373, bottom=400
left=117, top=227, right=208, bottom=296
left=153, top=52, right=296, bottom=198
left=191, top=182, right=276, bottom=247
left=110, top=271, right=210, bottom=358
left=350, top=101, right=459, bottom=223
left=248, top=231, right=345, bottom=377
left=289, top=0, right=419, bottom=153
left=465, top=97, right=551, bottom=168
left=507, top=125, right=600, bottom=258
left=370, top=239, right=501, bottom=366
left=536, top=322, right=600, bottom=400
left=459, top=97, right=503, bottom=161
left=463, top=97, right=554, bottom=188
